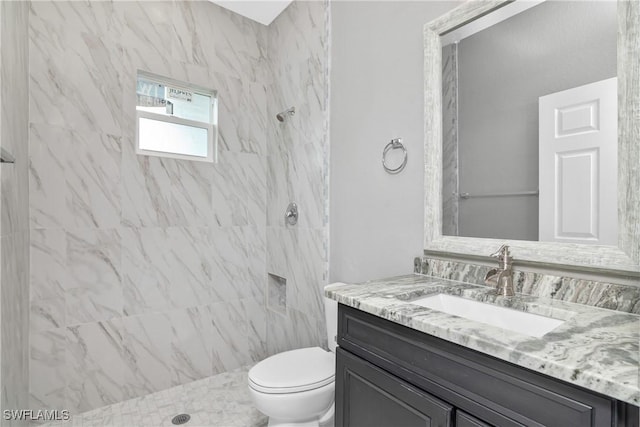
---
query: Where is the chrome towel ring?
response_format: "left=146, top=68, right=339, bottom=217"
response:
left=382, top=138, right=407, bottom=174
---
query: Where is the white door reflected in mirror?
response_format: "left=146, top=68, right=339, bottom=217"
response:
left=538, top=78, right=618, bottom=245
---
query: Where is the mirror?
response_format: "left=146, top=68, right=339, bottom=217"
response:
left=441, top=1, right=617, bottom=243
left=424, top=0, right=640, bottom=276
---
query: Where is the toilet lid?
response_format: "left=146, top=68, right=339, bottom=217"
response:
left=248, top=347, right=335, bottom=394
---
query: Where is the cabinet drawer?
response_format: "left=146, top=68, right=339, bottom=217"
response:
left=338, top=304, right=614, bottom=427
left=336, top=347, right=453, bottom=427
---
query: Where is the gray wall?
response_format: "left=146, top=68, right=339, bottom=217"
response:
left=0, top=1, right=30, bottom=424
left=454, top=0, right=617, bottom=240
left=330, top=1, right=460, bottom=284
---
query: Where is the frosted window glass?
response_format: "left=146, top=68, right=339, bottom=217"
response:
left=136, top=78, right=211, bottom=123
left=138, top=118, right=208, bottom=158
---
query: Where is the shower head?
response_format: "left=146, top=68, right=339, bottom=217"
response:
left=276, top=106, right=295, bottom=122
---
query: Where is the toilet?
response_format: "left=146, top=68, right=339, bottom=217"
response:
left=248, top=296, right=338, bottom=427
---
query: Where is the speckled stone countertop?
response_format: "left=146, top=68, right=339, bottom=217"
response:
left=325, top=274, right=640, bottom=406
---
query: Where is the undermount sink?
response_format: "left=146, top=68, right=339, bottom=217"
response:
left=411, top=294, right=564, bottom=338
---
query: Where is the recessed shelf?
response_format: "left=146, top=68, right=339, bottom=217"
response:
left=267, top=273, right=287, bottom=315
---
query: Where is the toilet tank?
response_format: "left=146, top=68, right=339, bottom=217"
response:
left=324, top=296, right=338, bottom=353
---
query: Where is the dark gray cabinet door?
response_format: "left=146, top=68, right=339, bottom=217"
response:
left=456, top=411, right=491, bottom=427
left=336, top=348, right=453, bottom=427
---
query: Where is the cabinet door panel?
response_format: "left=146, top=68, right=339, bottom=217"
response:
left=456, top=410, right=492, bottom=427
left=336, top=348, right=453, bottom=427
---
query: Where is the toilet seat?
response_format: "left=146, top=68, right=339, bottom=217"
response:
left=248, top=347, right=335, bottom=394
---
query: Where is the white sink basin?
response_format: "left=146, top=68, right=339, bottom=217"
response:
left=411, top=294, right=564, bottom=338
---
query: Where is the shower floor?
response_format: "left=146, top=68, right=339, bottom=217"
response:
left=42, top=366, right=267, bottom=427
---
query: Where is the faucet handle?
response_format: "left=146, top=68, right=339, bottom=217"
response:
left=489, top=244, right=510, bottom=260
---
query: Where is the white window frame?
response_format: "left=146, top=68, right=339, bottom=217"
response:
left=135, top=71, right=218, bottom=163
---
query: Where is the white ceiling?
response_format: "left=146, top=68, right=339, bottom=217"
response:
left=210, top=0, right=293, bottom=26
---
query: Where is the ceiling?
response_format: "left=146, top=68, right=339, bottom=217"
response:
left=209, top=0, right=293, bottom=26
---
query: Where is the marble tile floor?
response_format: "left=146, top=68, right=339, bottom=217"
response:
left=41, top=366, right=267, bottom=427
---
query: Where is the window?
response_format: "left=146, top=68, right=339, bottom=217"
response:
left=136, top=71, right=218, bottom=162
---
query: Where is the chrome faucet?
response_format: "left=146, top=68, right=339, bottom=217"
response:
left=484, top=245, right=515, bottom=297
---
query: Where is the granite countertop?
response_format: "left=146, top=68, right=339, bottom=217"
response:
left=325, top=274, right=640, bottom=406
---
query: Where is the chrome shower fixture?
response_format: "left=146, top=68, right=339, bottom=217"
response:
left=276, top=107, right=295, bottom=122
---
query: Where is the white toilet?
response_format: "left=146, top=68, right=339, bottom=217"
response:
left=248, top=296, right=338, bottom=427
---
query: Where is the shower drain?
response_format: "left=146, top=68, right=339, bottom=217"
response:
left=171, top=413, right=191, bottom=425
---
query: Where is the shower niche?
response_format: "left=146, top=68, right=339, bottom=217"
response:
left=267, top=273, right=287, bottom=315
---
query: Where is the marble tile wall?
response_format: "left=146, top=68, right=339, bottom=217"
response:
left=415, top=257, right=640, bottom=314
left=264, top=0, right=330, bottom=355
left=29, top=0, right=330, bottom=415
left=27, top=0, right=282, bottom=415
left=0, top=1, right=30, bottom=425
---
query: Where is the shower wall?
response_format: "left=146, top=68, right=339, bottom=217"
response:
left=0, top=1, right=30, bottom=424
left=265, top=0, right=330, bottom=354
left=28, top=1, right=270, bottom=414
left=28, top=0, right=329, bottom=415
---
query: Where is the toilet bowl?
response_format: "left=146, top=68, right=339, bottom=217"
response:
left=248, top=295, right=339, bottom=427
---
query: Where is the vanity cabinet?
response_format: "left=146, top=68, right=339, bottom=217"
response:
left=335, top=304, right=639, bottom=427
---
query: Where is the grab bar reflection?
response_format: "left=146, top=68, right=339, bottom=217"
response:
left=458, top=189, right=539, bottom=200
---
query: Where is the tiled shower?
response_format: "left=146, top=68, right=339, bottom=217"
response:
left=0, top=0, right=329, bottom=421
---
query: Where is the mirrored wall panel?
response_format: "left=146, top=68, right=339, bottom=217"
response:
left=441, top=1, right=617, bottom=245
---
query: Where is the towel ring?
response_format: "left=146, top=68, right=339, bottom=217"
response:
left=382, top=138, right=407, bottom=174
